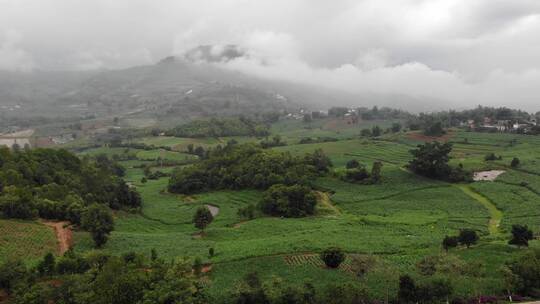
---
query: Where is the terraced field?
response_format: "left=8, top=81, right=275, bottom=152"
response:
left=0, top=219, right=58, bottom=263
left=21, top=129, right=540, bottom=299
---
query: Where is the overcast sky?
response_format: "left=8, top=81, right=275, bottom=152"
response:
left=1, top=0, right=540, bottom=110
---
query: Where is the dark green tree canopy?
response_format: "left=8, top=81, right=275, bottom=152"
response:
left=193, top=206, right=214, bottom=231
left=259, top=184, right=317, bottom=218
left=509, top=224, right=533, bottom=247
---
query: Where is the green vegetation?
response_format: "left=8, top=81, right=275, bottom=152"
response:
left=409, top=142, right=472, bottom=182
left=168, top=144, right=331, bottom=194
left=4, top=115, right=540, bottom=303
left=259, top=184, right=316, bottom=218
left=166, top=117, right=269, bottom=138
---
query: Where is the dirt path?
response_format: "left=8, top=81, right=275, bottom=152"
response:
left=42, top=221, right=72, bottom=255
left=454, top=185, right=502, bottom=236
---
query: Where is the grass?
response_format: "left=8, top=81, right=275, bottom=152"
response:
left=454, top=185, right=503, bottom=236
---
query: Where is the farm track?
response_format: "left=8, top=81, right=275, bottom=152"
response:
left=454, top=185, right=502, bottom=236
left=42, top=221, right=72, bottom=255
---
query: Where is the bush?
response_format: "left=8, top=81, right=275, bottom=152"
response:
left=509, top=224, right=533, bottom=247
left=442, top=235, right=459, bottom=252
left=485, top=153, right=499, bottom=161
left=320, top=247, right=345, bottom=268
left=511, top=157, right=520, bottom=168
left=458, top=229, right=479, bottom=248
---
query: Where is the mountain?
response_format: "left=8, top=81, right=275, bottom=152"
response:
left=0, top=53, right=444, bottom=127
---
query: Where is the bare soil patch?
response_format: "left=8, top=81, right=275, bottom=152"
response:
left=406, top=131, right=454, bottom=142
left=205, top=204, right=220, bottom=217
left=473, top=170, right=506, bottom=181
left=42, top=221, right=72, bottom=255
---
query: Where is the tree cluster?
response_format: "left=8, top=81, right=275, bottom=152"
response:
left=165, top=117, right=269, bottom=138
left=340, top=160, right=383, bottom=184
left=0, top=251, right=206, bottom=304
left=168, top=144, right=332, bottom=194
left=0, top=148, right=141, bottom=221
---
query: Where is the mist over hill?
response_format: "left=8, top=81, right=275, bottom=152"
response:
left=0, top=52, right=454, bottom=124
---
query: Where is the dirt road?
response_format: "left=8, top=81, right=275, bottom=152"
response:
left=42, top=221, right=72, bottom=255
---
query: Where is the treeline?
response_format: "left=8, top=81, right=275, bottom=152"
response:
left=0, top=147, right=140, bottom=246
left=164, top=117, right=270, bottom=138
left=407, top=106, right=538, bottom=130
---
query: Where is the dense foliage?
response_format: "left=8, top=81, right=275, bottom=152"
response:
left=165, top=117, right=269, bottom=138
left=259, top=184, right=317, bottom=218
left=0, top=251, right=206, bottom=304
left=509, top=224, right=534, bottom=247
left=168, top=144, right=332, bottom=194
left=320, top=247, right=345, bottom=268
left=0, top=147, right=140, bottom=222
left=340, top=160, right=383, bottom=184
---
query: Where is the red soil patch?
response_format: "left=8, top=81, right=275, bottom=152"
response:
left=406, top=131, right=454, bottom=142
left=42, top=221, right=72, bottom=255
left=201, top=264, right=213, bottom=273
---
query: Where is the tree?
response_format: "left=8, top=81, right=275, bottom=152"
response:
left=409, top=142, right=453, bottom=179
left=371, top=125, right=382, bottom=137
left=398, top=275, right=417, bottom=303
left=511, top=157, right=520, bottom=168
left=509, top=224, right=533, bottom=247
left=37, top=252, right=56, bottom=276
left=81, top=204, right=114, bottom=248
left=320, top=247, right=345, bottom=268
left=506, top=249, right=540, bottom=297
left=458, top=229, right=479, bottom=248
left=259, top=184, right=317, bottom=218
left=303, top=114, right=312, bottom=123
left=424, top=121, right=445, bottom=136
left=346, top=159, right=360, bottom=169
left=371, top=161, right=383, bottom=183
left=360, top=128, right=372, bottom=137
left=193, top=206, right=214, bottom=233
left=391, top=122, right=402, bottom=133
left=442, top=235, right=458, bottom=252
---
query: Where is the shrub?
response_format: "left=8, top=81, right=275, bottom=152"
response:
left=458, top=229, right=479, bottom=248
left=509, top=224, right=533, bottom=247
left=511, top=157, right=520, bottom=168
left=442, top=235, right=459, bottom=252
left=320, top=247, right=345, bottom=268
